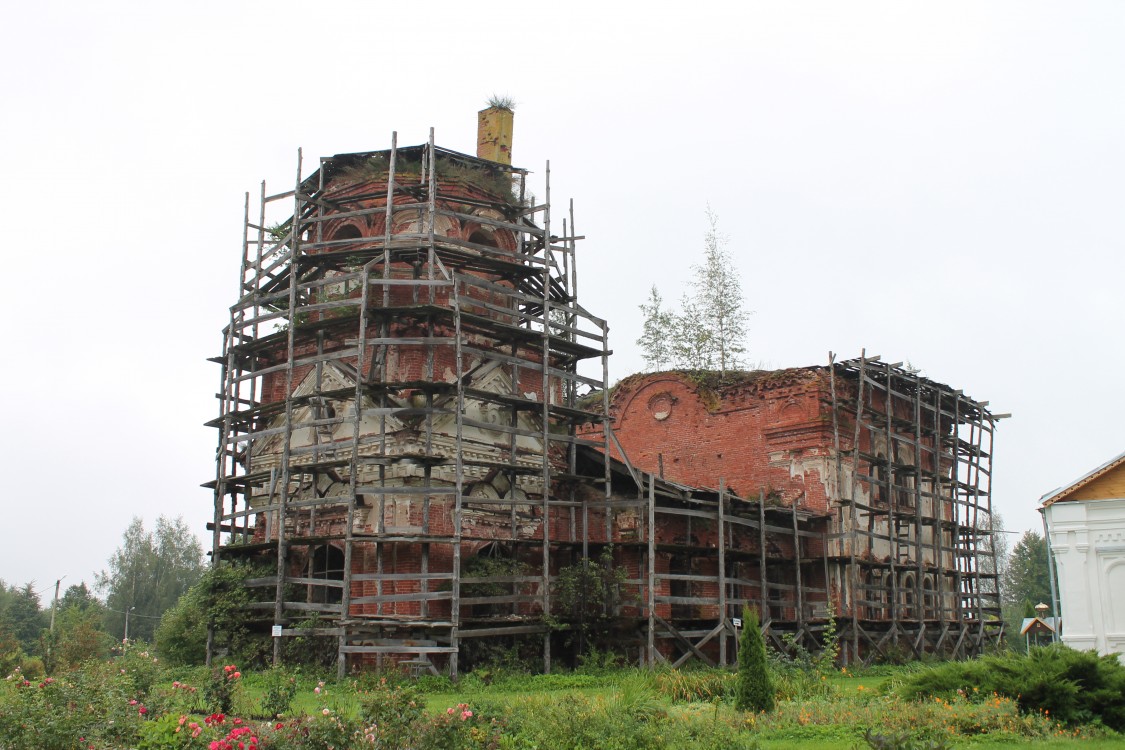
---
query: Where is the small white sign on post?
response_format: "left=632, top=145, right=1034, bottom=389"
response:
left=271, top=625, right=283, bottom=638
left=732, top=617, right=742, bottom=628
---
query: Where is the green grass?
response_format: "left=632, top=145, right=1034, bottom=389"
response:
left=152, top=666, right=1125, bottom=749
left=758, top=735, right=1125, bottom=749
left=827, top=673, right=890, bottom=693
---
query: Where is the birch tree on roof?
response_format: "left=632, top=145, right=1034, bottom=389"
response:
left=637, top=286, right=674, bottom=371
left=637, top=208, right=750, bottom=377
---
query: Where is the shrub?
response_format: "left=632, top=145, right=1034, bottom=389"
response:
left=204, top=664, right=242, bottom=714
left=260, top=665, right=299, bottom=718
left=156, top=563, right=272, bottom=668
left=357, top=676, right=425, bottom=748
left=550, top=547, right=629, bottom=655
left=280, top=614, right=339, bottom=668
left=896, top=644, right=1125, bottom=730
left=736, top=607, right=774, bottom=713
left=114, top=640, right=165, bottom=700
left=0, top=666, right=145, bottom=749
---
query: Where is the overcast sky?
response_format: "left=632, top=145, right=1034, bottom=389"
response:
left=2, top=1, right=1122, bottom=599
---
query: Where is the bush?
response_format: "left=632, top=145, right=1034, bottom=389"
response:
left=260, top=665, right=299, bottom=718
left=203, top=664, right=242, bottom=714
left=114, top=641, right=165, bottom=700
left=357, top=676, right=425, bottom=748
left=279, top=614, right=338, bottom=668
left=736, top=607, right=774, bottom=713
left=896, top=644, right=1125, bottom=730
left=0, top=663, right=146, bottom=749
left=156, top=564, right=270, bottom=668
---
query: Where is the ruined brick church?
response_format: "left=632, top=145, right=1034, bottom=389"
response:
left=208, top=108, right=1002, bottom=676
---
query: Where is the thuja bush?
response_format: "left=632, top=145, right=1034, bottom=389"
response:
left=896, top=644, right=1125, bottom=730
left=736, top=607, right=774, bottom=713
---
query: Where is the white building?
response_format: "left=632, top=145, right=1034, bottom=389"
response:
left=1041, top=450, right=1125, bottom=661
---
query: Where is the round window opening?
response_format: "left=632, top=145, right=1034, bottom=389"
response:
left=647, top=393, right=675, bottom=421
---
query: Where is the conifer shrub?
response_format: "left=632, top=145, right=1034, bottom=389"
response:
left=736, top=606, right=775, bottom=713
left=896, top=644, right=1125, bottom=730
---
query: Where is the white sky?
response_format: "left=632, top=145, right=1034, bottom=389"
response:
left=3, top=1, right=1123, bottom=597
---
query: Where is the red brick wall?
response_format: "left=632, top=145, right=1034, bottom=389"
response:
left=603, top=370, right=836, bottom=512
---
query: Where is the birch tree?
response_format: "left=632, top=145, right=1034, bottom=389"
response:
left=670, top=291, right=714, bottom=370
left=690, top=208, right=748, bottom=375
left=97, top=516, right=204, bottom=642
left=637, top=286, right=675, bottom=371
left=637, top=209, right=750, bottom=376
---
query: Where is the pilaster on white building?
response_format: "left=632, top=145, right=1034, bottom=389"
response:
left=1041, top=450, right=1125, bottom=662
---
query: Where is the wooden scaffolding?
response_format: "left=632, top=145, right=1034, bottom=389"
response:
left=829, top=353, right=1005, bottom=663
left=206, top=131, right=1004, bottom=675
left=207, top=132, right=612, bottom=677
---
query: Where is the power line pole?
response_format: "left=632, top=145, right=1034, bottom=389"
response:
left=49, top=576, right=65, bottom=633
left=47, top=576, right=65, bottom=670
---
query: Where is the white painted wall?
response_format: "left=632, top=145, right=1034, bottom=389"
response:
left=1045, top=497, right=1125, bottom=662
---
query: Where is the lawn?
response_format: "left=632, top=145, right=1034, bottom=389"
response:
left=3, top=645, right=1124, bottom=749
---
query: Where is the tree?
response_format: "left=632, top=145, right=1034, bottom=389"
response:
left=0, top=581, right=47, bottom=656
left=43, top=583, right=112, bottom=672
left=977, top=512, right=1008, bottom=597
left=59, top=582, right=102, bottom=611
left=637, top=209, right=750, bottom=376
left=669, top=289, right=714, bottom=371
left=637, top=286, right=675, bottom=371
left=689, top=208, right=749, bottom=375
left=736, top=606, right=774, bottom=713
left=1002, top=530, right=1052, bottom=615
left=96, top=516, right=205, bottom=643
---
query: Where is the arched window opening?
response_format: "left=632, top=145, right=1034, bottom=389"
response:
left=922, top=576, right=935, bottom=620
left=863, top=570, right=880, bottom=620
left=309, top=545, right=345, bottom=605
left=869, top=454, right=888, bottom=508
left=901, top=573, right=916, bottom=620
left=468, top=229, right=499, bottom=249
left=331, top=224, right=363, bottom=242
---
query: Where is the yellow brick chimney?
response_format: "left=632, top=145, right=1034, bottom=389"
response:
left=477, top=105, right=514, bottom=165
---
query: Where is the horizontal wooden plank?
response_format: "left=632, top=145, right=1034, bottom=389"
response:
left=351, top=591, right=452, bottom=604
left=457, top=624, right=548, bottom=638
left=340, top=645, right=457, bottom=654
left=278, top=628, right=343, bottom=637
